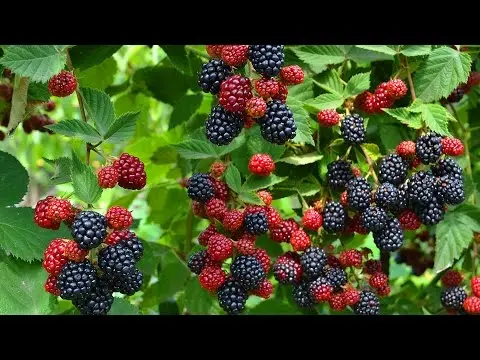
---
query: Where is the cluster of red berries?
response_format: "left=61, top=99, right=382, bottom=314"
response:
left=440, top=270, right=480, bottom=315
left=97, top=153, right=147, bottom=190
left=355, top=79, right=408, bottom=114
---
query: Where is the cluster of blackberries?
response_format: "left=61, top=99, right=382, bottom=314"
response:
left=355, top=79, right=408, bottom=114
left=38, top=198, right=144, bottom=315
left=199, top=45, right=305, bottom=146
left=440, top=271, right=480, bottom=314
left=97, top=153, right=147, bottom=190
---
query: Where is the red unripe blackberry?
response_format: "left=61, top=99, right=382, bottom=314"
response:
left=463, top=296, right=480, bottom=314
left=410, top=157, right=421, bottom=169
left=254, top=78, right=280, bottom=99
left=302, top=208, right=323, bottom=231
left=264, top=206, right=282, bottom=227
left=377, top=285, right=391, bottom=297
left=396, top=141, right=416, bottom=158
left=472, top=276, right=480, bottom=297
left=34, top=196, right=61, bottom=230
left=223, top=210, right=244, bottom=232
left=48, top=70, right=77, bottom=97
left=192, top=201, right=207, bottom=219
left=340, top=191, right=348, bottom=206
left=328, top=254, right=342, bottom=268
left=218, top=75, right=253, bottom=113
left=329, top=292, right=347, bottom=311
left=317, top=109, right=340, bottom=127
left=248, top=153, right=275, bottom=176
left=355, top=91, right=380, bottom=114
left=369, top=272, right=389, bottom=289
left=441, top=137, right=465, bottom=156
left=97, top=166, right=119, bottom=188
left=243, top=115, right=256, bottom=128
left=466, top=71, right=480, bottom=92
left=45, top=197, right=73, bottom=222
left=363, top=259, right=383, bottom=275
left=235, top=237, right=256, bottom=255
left=198, top=223, right=218, bottom=246
left=352, top=167, right=361, bottom=177
left=270, top=219, right=299, bottom=243
left=290, top=229, right=311, bottom=252
left=342, top=288, right=361, bottom=306
left=251, top=278, right=274, bottom=299
left=113, top=153, right=147, bottom=190
left=207, top=234, right=233, bottom=261
left=210, top=161, right=226, bottom=178
left=441, top=270, right=463, bottom=288
left=272, top=82, right=288, bottom=103
left=212, top=178, right=229, bottom=202
left=206, top=45, right=224, bottom=58
left=42, top=238, right=69, bottom=275
left=397, top=210, right=421, bottom=231
left=221, top=45, right=248, bottom=67
left=273, top=256, right=302, bottom=284
left=279, top=65, right=305, bottom=85
left=252, top=248, right=271, bottom=273
left=199, top=266, right=227, bottom=292
left=105, top=206, right=133, bottom=230
left=374, top=82, right=395, bottom=107
left=386, top=79, right=408, bottom=99
left=205, top=198, right=227, bottom=221
left=64, top=240, right=88, bottom=262
left=245, top=97, right=267, bottom=118
left=44, top=274, right=60, bottom=296
left=64, top=206, right=81, bottom=227
left=257, top=190, right=273, bottom=206
left=339, top=249, right=363, bottom=268
left=345, top=214, right=369, bottom=235
left=105, top=229, right=133, bottom=246
left=43, top=100, right=56, bottom=112
left=309, top=276, right=333, bottom=302
left=0, top=83, right=13, bottom=101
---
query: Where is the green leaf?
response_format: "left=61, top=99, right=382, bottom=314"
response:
left=414, top=47, right=472, bottom=103
left=161, top=45, right=191, bottom=75
left=216, top=132, right=247, bottom=156
left=242, top=175, right=288, bottom=192
left=169, top=93, right=203, bottom=129
left=148, top=187, right=189, bottom=228
left=80, top=87, right=115, bottom=137
left=287, top=98, right=314, bottom=146
left=0, top=258, right=51, bottom=314
left=0, top=207, right=70, bottom=262
left=288, top=78, right=314, bottom=101
left=69, top=45, right=121, bottom=71
left=292, top=45, right=344, bottom=73
left=71, top=157, right=103, bottom=204
left=304, top=93, right=344, bottom=112
left=400, top=45, right=432, bottom=57
left=173, top=139, right=218, bottom=160
left=155, top=250, right=190, bottom=302
left=78, top=57, right=117, bottom=90
left=0, top=151, right=28, bottom=206
left=151, top=146, right=180, bottom=164
left=0, top=45, right=66, bottom=83
left=344, top=46, right=395, bottom=63
left=383, top=108, right=423, bottom=129
left=225, top=164, right=242, bottom=193
left=361, top=143, right=381, bottom=162
left=355, top=45, right=397, bottom=56
left=421, top=103, right=451, bottom=136
left=184, top=277, right=216, bottom=315
left=434, top=204, right=480, bottom=272
left=344, top=72, right=371, bottom=97
left=244, top=128, right=285, bottom=161
left=46, top=120, right=102, bottom=143
left=109, top=298, right=140, bottom=315
left=249, top=299, right=302, bottom=315
left=104, top=111, right=140, bottom=143
left=238, top=191, right=264, bottom=205
left=313, top=70, right=344, bottom=96
left=27, top=82, right=50, bottom=101
left=277, top=152, right=323, bottom=166
left=44, top=157, right=72, bottom=185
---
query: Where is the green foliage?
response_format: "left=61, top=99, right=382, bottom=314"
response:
left=0, top=151, right=28, bottom=206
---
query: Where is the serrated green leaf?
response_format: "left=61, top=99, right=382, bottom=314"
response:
left=71, top=162, right=103, bottom=204
left=0, top=151, right=28, bottom=206
left=414, top=47, right=472, bottom=103
left=313, top=70, right=344, bottom=96
left=27, top=82, right=50, bottom=101
left=225, top=164, right=242, bottom=193
left=345, top=46, right=395, bottom=63
left=0, top=207, right=70, bottom=262
left=287, top=98, right=314, bottom=146
left=304, top=93, right=344, bottom=112
left=169, top=93, right=203, bottom=129
left=155, top=250, right=190, bottom=303
left=104, top=111, right=140, bottom=143
left=288, top=78, right=314, bottom=101
left=344, top=72, right=371, bottom=97
left=161, top=45, right=191, bottom=75
left=292, top=45, right=345, bottom=73
left=422, top=103, right=451, bottom=136
left=78, top=57, right=117, bottom=90
left=80, top=87, right=115, bottom=137
left=69, top=45, right=121, bottom=71
left=0, top=258, right=51, bottom=314
left=0, top=45, right=66, bottom=83
left=46, top=119, right=102, bottom=143
left=248, top=299, right=302, bottom=315
left=277, top=153, right=323, bottom=165
left=383, top=108, right=423, bottom=129
left=400, top=45, right=431, bottom=57
left=356, top=45, right=397, bottom=56
left=216, top=132, right=247, bottom=156
left=244, top=127, right=285, bottom=161
left=434, top=204, right=480, bottom=272
left=184, top=277, right=216, bottom=315
left=238, top=191, right=263, bottom=205
left=242, top=175, right=287, bottom=192
left=109, top=298, right=140, bottom=315
left=44, top=157, right=72, bottom=185
left=361, top=143, right=381, bottom=162
left=173, top=139, right=218, bottom=160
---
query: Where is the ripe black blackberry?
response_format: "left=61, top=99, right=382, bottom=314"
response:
left=346, top=177, right=372, bottom=211
left=322, top=201, right=346, bottom=233
left=354, top=290, right=380, bottom=315
left=407, top=171, right=436, bottom=206
left=292, top=281, right=315, bottom=308
left=217, top=278, right=248, bottom=315
left=248, top=45, right=285, bottom=78
left=340, top=113, right=365, bottom=145
left=324, top=267, right=347, bottom=291
left=361, top=206, right=388, bottom=232
left=198, top=59, right=233, bottom=95
left=72, top=279, right=114, bottom=315
left=108, top=269, right=144, bottom=295
left=71, top=211, right=107, bottom=250
left=230, top=255, right=266, bottom=290
left=414, top=196, right=445, bottom=225
left=440, top=286, right=467, bottom=310
left=374, top=182, right=399, bottom=210
left=205, top=105, right=243, bottom=146
left=327, top=160, right=354, bottom=190
left=258, top=100, right=297, bottom=145
left=187, top=173, right=215, bottom=204
left=373, top=217, right=404, bottom=252
left=98, top=244, right=136, bottom=279
left=244, top=212, right=269, bottom=235
left=416, top=132, right=443, bottom=165
left=436, top=175, right=465, bottom=205
left=120, top=235, right=144, bottom=262
left=57, top=260, right=98, bottom=300
left=187, top=250, right=208, bottom=275
left=378, top=154, right=408, bottom=186
left=300, top=246, right=327, bottom=280
left=431, top=157, right=464, bottom=181
left=392, top=182, right=409, bottom=213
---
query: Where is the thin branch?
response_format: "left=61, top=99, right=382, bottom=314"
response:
left=360, top=145, right=379, bottom=184
left=404, top=57, right=416, bottom=101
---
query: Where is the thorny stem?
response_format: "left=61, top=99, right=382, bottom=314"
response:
left=360, top=145, right=379, bottom=184
left=404, top=57, right=416, bottom=101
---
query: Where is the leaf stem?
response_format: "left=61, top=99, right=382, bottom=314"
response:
left=360, top=145, right=379, bottom=184
left=404, top=56, right=416, bottom=101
